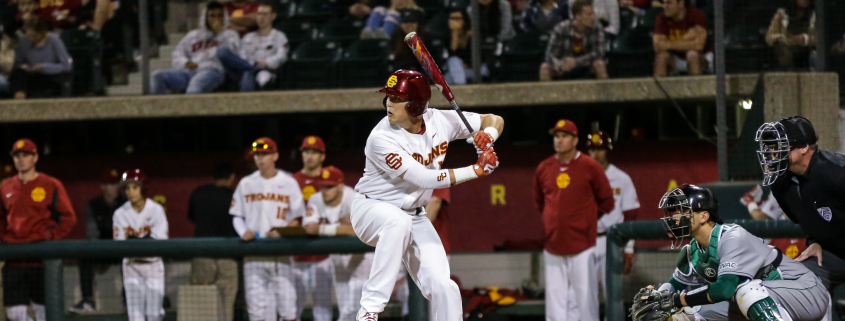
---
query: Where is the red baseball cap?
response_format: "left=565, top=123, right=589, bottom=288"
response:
left=100, top=169, right=121, bottom=184
left=549, top=119, right=578, bottom=136
left=586, top=131, right=612, bottom=150
left=319, top=166, right=344, bottom=186
left=252, top=137, right=278, bottom=153
left=300, top=136, right=326, bottom=153
left=10, top=139, right=37, bottom=155
left=121, top=169, right=147, bottom=185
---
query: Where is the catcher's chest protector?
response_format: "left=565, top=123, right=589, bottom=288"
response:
left=681, top=224, right=728, bottom=284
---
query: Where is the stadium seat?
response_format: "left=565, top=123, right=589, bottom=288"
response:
left=608, top=24, right=655, bottom=78
left=281, top=40, right=343, bottom=89
left=491, top=32, right=548, bottom=82
left=447, top=0, right=468, bottom=9
left=276, top=18, right=319, bottom=49
left=0, top=2, right=17, bottom=37
left=316, top=18, right=366, bottom=47
left=294, top=0, right=334, bottom=22
left=337, top=39, right=391, bottom=88
left=416, top=0, right=445, bottom=15
left=640, top=7, right=663, bottom=31
left=425, top=11, right=450, bottom=40
left=61, top=28, right=104, bottom=96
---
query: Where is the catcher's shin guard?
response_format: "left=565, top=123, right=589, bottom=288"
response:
left=736, top=280, right=789, bottom=321
left=747, top=298, right=789, bottom=321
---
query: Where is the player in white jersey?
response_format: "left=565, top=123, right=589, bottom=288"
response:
left=230, top=137, right=306, bottom=321
left=352, top=70, right=504, bottom=321
left=300, top=166, right=373, bottom=321
left=586, top=131, right=640, bottom=296
left=112, top=169, right=168, bottom=321
left=741, top=184, right=785, bottom=221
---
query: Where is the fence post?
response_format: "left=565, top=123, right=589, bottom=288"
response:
left=407, top=273, right=428, bottom=321
left=606, top=226, right=627, bottom=321
left=44, top=259, right=64, bottom=321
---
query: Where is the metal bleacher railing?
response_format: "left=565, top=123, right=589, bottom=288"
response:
left=0, top=236, right=430, bottom=321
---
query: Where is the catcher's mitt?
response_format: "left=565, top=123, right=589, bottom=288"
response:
left=629, top=287, right=677, bottom=321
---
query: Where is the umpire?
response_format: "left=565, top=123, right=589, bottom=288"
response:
left=755, top=116, right=845, bottom=295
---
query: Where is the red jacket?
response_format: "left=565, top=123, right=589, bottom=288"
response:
left=0, top=173, right=77, bottom=243
left=431, top=188, right=451, bottom=254
left=292, top=170, right=329, bottom=262
left=533, top=152, right=614, bottom=255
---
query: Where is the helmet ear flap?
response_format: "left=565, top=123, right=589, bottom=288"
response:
left=382, top=96, right=388, bottom=108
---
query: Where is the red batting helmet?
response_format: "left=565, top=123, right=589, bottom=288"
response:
left=378, top=69, right=431, bottom=117
left=586, top=131, right=612, bottom=150
left=121, top=169, right=147, bottom=185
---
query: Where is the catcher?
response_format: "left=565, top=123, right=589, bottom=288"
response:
left=630, top=184, right=829, bottom=321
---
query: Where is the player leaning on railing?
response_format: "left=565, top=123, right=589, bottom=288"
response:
left=630, top=184, right=829, bottom=321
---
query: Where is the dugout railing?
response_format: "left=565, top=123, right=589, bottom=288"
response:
left=606, top=220, right=808, bottom=321
left=0, top=236, right=429, bottom=321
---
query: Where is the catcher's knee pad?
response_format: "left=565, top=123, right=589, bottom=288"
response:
left=735, top=280, right=787, bottom=321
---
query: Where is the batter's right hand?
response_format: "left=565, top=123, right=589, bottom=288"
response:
left=242, top=229, right=256, bottom=241
left=473, top=148, right=499, bottom=177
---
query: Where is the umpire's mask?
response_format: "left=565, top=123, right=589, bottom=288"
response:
left=755, top=121, right=790, bottom=186
left=659, top=187, right=693, bottom=249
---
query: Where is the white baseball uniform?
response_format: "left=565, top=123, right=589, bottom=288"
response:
left=231, top=170, right=305, bottom=321
left=760, top=192, right=785, bottom=220
left=304, top=186, right=375, bottom=321
left=352, top=108, right=481, bottom=321
left=112, top=199, right=169, bottom=321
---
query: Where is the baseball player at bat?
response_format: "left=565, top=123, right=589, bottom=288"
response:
left=630, top=184, right=829, bottom=321
left=113, top=169, right=168, bottom=321
left=352, top=69, right=503, bottom=321
left=231, top=137, right=305, bottom=321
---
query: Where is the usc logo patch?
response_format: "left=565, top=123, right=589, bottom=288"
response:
left=436, top=172, right=446, bottom=181
left=786, top=244, right=799, bottom=259
left=387, top=75, right=398, bottom=88
left=385, top=153, right=402, bottom=170
left=556, top=173, right=570, bottom=189
left=31, top=187, right=46, bottom=202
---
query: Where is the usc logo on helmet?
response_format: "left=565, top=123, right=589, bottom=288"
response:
left=387, top=75, right=398, bottom=88
left=385, top=153, right=403, bottom=170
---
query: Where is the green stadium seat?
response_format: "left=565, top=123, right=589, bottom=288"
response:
left=640, top=7, right=663, bottom=31
left=294, top=0, right=334, bottom=22
left=424, top=11, right=450, bottom=40
left=316, top=18, right=365, bottom=47
left=416, top=0, right=445, bottom=14
left=281, top=40, right=343, bottom=89
left=609, top=24, right=655, bottom=78
left=61, top=28, right=104, bottom=96
left=276, top=18, right=319, bottom=49
left=0, top=3, right=17, bottom=36
left=492, top=32, right=549, bottom=82
left=446, top=0, right=468, bottom=9
left=337, top=39, right=391, bottom=88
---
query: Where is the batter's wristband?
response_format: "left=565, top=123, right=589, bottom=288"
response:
left=452, top=166, right=478, bottom=185
left=746, top=202, right=759, bottom=214
left=319, top=224, right=338, bottom=236
left=482, top=127, right=500, bottom=142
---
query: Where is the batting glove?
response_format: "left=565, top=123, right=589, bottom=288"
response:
left=467, top=128, right=498, bottom=155
left=473, top=148, right=499, bottom=177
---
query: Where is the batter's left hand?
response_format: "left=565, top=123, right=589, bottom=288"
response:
left=266, top=230, right=281, bottom=238
left=473, top=148, right=499, bottom=177
left=467, top=131, right=494, bottom=155
left=304, top=223, right=320, bottom=235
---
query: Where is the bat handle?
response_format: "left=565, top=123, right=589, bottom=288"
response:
left=449, top=100, right=476, bottom=134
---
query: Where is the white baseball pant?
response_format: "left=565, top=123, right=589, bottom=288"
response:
left=294, top=258, right=334, bottom=321
left=122, top=260, right=165, bottom=321
left=351, top=196, right=461, bottom=321
left=333, top=253, right=374, bottom=321
left=544, top=248, right=598, bottom=321
left=594, top=235, right=608, bottom=300
left=244, top=257, right=297, bottom=321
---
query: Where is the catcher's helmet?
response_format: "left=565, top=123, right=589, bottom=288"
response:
left=586, top=131, right=612, bottom=150
left=754, top=116, right=817, bottom=186
left=658, top=184, right=720, bottom=247
left=378, top=69, right=431, bottom=117
left=121, top=169, right=147, bottom=185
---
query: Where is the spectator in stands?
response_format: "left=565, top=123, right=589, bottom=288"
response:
left=223, top=0, right=260, bottom=35
left=68, top=169, right=125, bottom=314
left=349, top=0, right=390, bottom=19
left=218, top=3, right=288, bottom=91
left=765, top=0, right=815, bottom=70
left=0, top=27, right=13, bottom=97
left=151, top=1, right=239, bottom=94
left=569, top=0, right=619, bottom=38
left=13, top=0, right=115, bottom=32
left=443, top=9, right=488, bottom=85
left=520, top=0, right=569, bottom=33
left=361, top=0, right=422, bottom=39
left=389, top=9, right=425, bottom=71
left=1, top=138, right=77, bottom=321
left=12, top=18, right=72, bottom=99
left=652, top=0, right=709, bottom=76
left=470, top=0, right=516, bottom=41
left=540, top=0, right=608, bottom=80
left=618, top=0, right=646, bottom=30
left=188, top=163, right=239, bottom=321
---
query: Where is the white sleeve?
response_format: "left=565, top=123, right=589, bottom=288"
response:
left=303, top=196, right=321, bottom=225
left=265, top=32, right=288, bottom=69
left=171, top=33, right=192, bottom=69
left=151, top=207, right=169, bottom=240
left=289, top=184, right=306, bottom=221
left=230, top=181, right=246, bottom=218
left=366, top=134, right=452, bottom=188
left=605, top=0, right=620, bottom=35
left=112, top=212, right=126, bottom=241
left=239, top=34, right=253, bottom=62
left=233, top=216, right=248, bottom=236
left=439, top=110, right=482, bottom=142
left=761, top=193, right=784, bottom=220
left=620, top=177, right=640, bottom=211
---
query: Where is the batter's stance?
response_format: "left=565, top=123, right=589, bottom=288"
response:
left=630, top=184, right=829, bottom=321
left=351, top=69, right=504, bottom=321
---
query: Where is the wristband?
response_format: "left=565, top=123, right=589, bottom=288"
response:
left=482, top=127, right=500, bottom=142
left=319, top=225, right=338, bottom=236
left=682, top=285, right=710, bottom=307
left=452, top=166, right=478, bottom=185
left=746, top=202, right=759, bottom=214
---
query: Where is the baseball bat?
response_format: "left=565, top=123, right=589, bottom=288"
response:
left=404, top=32, right=475, bottom=134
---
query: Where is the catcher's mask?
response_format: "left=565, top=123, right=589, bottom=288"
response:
left=659, top=187, right=693, bottom=249
left=755, top=121, right=790, bottom=186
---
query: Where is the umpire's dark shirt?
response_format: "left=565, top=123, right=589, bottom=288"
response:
left=771, top=149, right=845, bottom=260
left=188, top=184, right=238, bottom=237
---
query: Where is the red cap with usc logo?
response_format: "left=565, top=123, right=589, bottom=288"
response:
left=100, top=169, right=122, bottom=184
left=300, top=136, right=326, bottom=153
left=586, top=131, right=612, bottom=150
left=549, top=119, right=578, bottom=136
left=319, top=166, right=344, bottom=186
left=10, top=139, right=37, bottom=155
left=252, top=137, right=278, bottom=153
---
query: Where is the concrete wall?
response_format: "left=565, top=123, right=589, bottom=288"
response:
left=764, top=73, right=841, bottom=150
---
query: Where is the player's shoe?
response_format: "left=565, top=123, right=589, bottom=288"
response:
left=68, top=299, right=96, bottom=313
left=356, top=310, right=378, bottom=321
